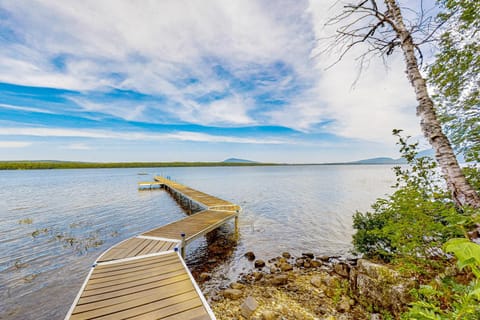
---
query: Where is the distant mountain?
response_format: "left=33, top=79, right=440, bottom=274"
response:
left=223, top=158, right=257, bottom=163
left=350, top=148, right=466, bottom=165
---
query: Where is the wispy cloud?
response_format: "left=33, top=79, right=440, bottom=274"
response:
left=0, top=127, right=287, bottom=145
left=0, top=141, right=32, bottom=148
left=0, top=103, right=58, bottom=114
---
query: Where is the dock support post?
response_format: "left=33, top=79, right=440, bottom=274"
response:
left=234, top=212, right=239, bottom=240
left=180, top=233, right=186, bottom=259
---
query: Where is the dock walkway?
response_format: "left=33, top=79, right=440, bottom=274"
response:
left=66, top=177, right=240, bottom=320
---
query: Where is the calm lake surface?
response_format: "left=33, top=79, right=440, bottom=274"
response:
left=0, top=165, right=395, bottom=319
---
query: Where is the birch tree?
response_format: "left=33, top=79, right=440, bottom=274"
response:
left=327, top=0, right=480, bottom=208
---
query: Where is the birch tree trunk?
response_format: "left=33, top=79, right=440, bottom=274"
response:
left=385, top=0, right=480, bottom=208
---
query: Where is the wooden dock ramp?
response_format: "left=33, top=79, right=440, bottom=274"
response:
left=66, top=177, right=240, bottom=320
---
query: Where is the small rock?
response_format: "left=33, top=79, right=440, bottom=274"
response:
left=310, top=276, right=323, bottom=288
left=199, top=272, right=211, bottom=281
left=241, top=296, right=258, bottom=318
left=318, top=255, right=330, bottom=262
left=311, top=260, right=322, bottom=268
left=261, top=310, right=277, bottom=320
left=302, top=252, right=314, bottom=259
left=230, top=282, right=245, bottom=290
left=295, top=259, right=304, bottom=267
left=223, top=288, right=243, bottom=300
left=282, top=252, right=291, bottom=259
left=336, top=296, right=351, bottom=313
left=304, top=261, right=311, bottom=268
left=271, top=274, right=288, bottom=286
left=286, top=284, right=299, bottom=292
left=254, top=259, right=266, bottom=268
left=280, top=263, right=293, bottom=272
left=370, top=313, right=382, bottom=320
left=253, top=271, right=263, bottom=281
left=245, top=251, right=256, bottom=261
left=207, top=258, right=217, bottom=264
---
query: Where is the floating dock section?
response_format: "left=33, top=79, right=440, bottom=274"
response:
left=66, top=176, right=240, bottom=320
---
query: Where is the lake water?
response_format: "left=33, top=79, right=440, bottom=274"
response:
left=0, top=165, right=395, bottom=319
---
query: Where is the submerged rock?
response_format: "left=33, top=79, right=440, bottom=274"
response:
left=282, top=252, right=291, bottom=259
left=245, top=251, right=256, bottom=261
left=302, top=252, right=314, bottom=259
left=254, top=259, right=266, bottom=268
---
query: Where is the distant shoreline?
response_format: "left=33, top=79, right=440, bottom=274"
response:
left=0, top=161, right=398, bottom=170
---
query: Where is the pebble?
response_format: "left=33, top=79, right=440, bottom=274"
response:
left=199, top=272, right=211, bottom=281
left=282, top=252, right=291, bottom=259
left=261, top=310, right=277, bottom=320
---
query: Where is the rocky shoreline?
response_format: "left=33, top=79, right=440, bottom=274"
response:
left=200, top=251, right=415, bottom=320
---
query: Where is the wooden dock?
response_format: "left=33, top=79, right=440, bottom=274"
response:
left=66, top=177, right=240, bottom=320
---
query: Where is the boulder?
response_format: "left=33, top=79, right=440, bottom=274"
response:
left=334, top=262, right=350, bottom=278
left=350, top=259, right=416, bottom=316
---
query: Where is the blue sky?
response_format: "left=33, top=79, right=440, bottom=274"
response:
left=0, top=0, right=429, bottom=163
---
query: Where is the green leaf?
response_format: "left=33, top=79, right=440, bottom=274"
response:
left=444, top=238, right=480, bottom=270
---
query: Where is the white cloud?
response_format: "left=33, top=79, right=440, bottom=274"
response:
left=0, top=0, right=425, bottom=145
left=0, top=103, right=58, bottom=114
left=0, top=141, right=32, bottom=148
left=299, top=0, right=421, bottom=143
left=0, top=127, right=286, bottom=145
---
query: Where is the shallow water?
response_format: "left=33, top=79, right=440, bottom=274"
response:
left=0, top=165, right=395, bottom=319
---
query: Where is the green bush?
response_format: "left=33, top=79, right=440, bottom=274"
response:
left=352, top=131, right=474, bottom=265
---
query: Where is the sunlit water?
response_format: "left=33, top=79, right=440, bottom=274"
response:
left=0, top=165, right=395, bottom=319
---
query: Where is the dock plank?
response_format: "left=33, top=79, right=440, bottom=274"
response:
left=68, top=176, right=240, bottom=320
left=69, top=253, right=210, bottom=320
